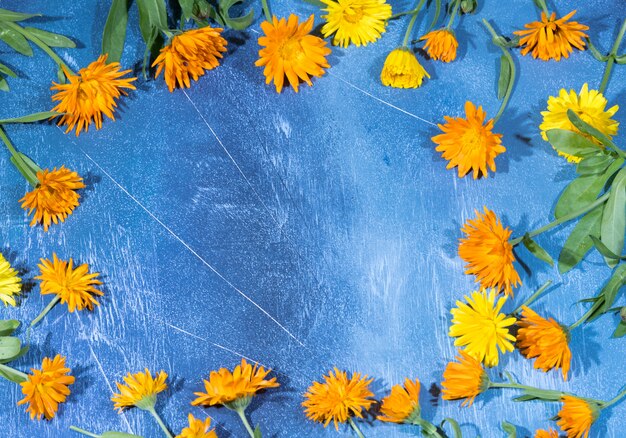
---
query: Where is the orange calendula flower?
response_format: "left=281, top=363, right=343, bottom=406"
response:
left=517, top=306, right=572, bottom=380
left=514, top=10, right=588, bottom=61
left=303, top=368, right=374, bottom=430
left=18, top=355, right=75, bottom=420
left=458, top=207, right=521, bottom=296
left=420, top=29, right=458, bottom=62
left=255, top=15, right=331, bottom=93
left=320, top=0, right=392, bottom=48
left=112, top=369, right=168, bottom=411
left=51, top=55, right=136, bottom=136
left=20, top=166, right=85, bottom=232
left=176, top=413, right=218, bottom=438
left=36, top=253, right=103, bottom=312
left=432, top=101, right=505, bottom=179
left=192, top=359, right=279, bottom=407
left=441, top=350, right=489, bottom=406
left=556, top=396, right=598, bottom=438
left=153, top=26, right=227, bottom=92
left=535, top=429, right=559, bottom=438
left=377, top=378, right=421, bottom=423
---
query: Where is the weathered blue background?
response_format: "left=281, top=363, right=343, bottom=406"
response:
left=1, top=0, right=625, bottom=437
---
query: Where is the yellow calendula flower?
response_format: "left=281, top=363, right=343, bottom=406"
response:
left=540, top=83, right=619, bottom=163
left=517, top=306, right=572, bottom=380
left=380, top=47, right=430, bottom=89
left=192, top=359, right=279, bottom=407
left=320, top=0, right=392, bottom=48
left=20, top=166, right=85, bottom=232
left=18, top=355, right=75, bottom=420
left=153, top=26, right=227, bottom=92
left=0, top=253, right=21, bottom=306
left=302, top=368, right=374, bottom=430
left=432, top=101, right=506, bottom=179
left=458, top=207, right=521, bottom=296
left=36, top=253, right=103, bottom=312
left=514, top=10, right=588, bottom=61
left=556, top=396, right=598, bottom=438
left=112, top=369, right=168, bottom=411
left=255, top=14, right=331, bottom=93
left=176, top=413, right=218, bottom=438
left=441, top=350, right=488, bottom=406
left=420, top=29, right=458, bottom=62
left=377, top=378, right=421, bottom=423
left=535, top=429, right=559, bottom=438
left=449, top=288, right=516, bottom=367
left=51, top=55, right=136, bottom=136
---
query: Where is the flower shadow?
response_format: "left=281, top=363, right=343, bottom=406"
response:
left=568, top=323, right=602, bottom=378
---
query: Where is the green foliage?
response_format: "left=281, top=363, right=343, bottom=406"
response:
left=441, top=418, right=463, bottom=438
left=497, top=54, right=512, bottom=100
left=522, top=234, right=554, bottom=266
left=102, top=0, right=130, bottom=63
left=501, top=421, right=517, bottom=438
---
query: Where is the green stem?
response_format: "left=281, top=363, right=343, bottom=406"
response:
left=148, top=407, right=173, bottom=438
left=348, top=417, right=366, bottom=438
left=261, top=0, right=272, bottom=21
left=569, top=304, right=596, bottom=330
left=510, top=280, right=553, bottom=315
left=599, top=19, right=626, bottom=94
left=445, top=0, right=461, bottom=29
left=602, top=387, right=626, bottom=409
left=534, top=0, right=549, bottom=16
left=0, top=125, right=37, bottom=186
left=489, top=381, right=565, bottom=397
left=390, top=8, right=420, bottom=19
left=30, top=296, right=61, bottom=328
left=236, top=408, right=256, bottom=438
left=510, top=192, right=611, bottom=246
left=69, top=426, right=100, bottom=438
left=5, top=22, right=73, bottom=74
left=0, top=363, right=28, bottom=382
left=402, top=0, right=426, bottom=47
left=482, top=19, right=516, bottom=125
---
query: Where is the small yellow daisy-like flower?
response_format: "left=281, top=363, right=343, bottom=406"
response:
left=517, top=306, right=572, bottom=380
left=176, top=413, right=218, bottom=438
left=20, top=166, right=85, bottom=232
left=36, top=253, right=103, bottom=312
left=420, top=29, right=458, bottom=62
left=514, top=10, right=588, bottom=61
left=556, top=396, right=599, bottom=438
left=51, top=55, right=136, bottom=136
left=535, top=429, right=559, bottom=438
left=192, top=359, right=279, bottom=407
left=540, top=83, right=619, bottom=163
left=17, top=355, right=75, bottom=420
left=320, top=0, right=392, bottom=48
left=302, top=368, right=374, bottom=430
left=112, top=369, right=168, bottom=411
left=380, top=47, right=430, bottom=89
left=153, top=26, right=227, bottom=93
left=0, top=253, right=21, bottom=306
left=441, top=350, right=488, bottom=406
left=458, top=207, right=521, bottom=296
left=432, top=101, right=506, bottom=179
left=377, top=378, right=421, bottom=423
left=449, top=288, right=516, bottom=367
left=255, top=15, right=331, bottom=93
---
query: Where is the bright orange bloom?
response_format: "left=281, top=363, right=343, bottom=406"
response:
left=517, top=306, right=572, bottom=380
left=176, top=413, right=218, bottom=438
left=514, top=11, right=588, bottom=61
left=303, top=368, right=374, bottom=430
left=377, top=378, right=421, bottom=423
left=18, top=355, right=75, bottom=420
left=420, top=29, right=458, bottom=62
left=192, top=359, right=279, bottom=407
left=556, top=396, right=598, bottom=438
left=51, top=55, right=136, bottom=135
left=441, top=351, right=488, bottom=407
left=255, top=15, right=331, bottom=93
left=20, top=166, right=85, bottom=232
left=535, top=429, right=559, bottom=438
left=458, top=207, right=521, bottom=296
left=432, top=101, right=505, bottom=179
left=112, top=369, right=168, bottom=411
left=153, top=26, right=227, bottom=92
left=36, top=253, right=103, bottom=312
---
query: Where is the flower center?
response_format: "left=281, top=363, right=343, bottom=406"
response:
left=343, top=6, right=364, bottom=24
left=279, top=38, right=304, bottom=62
left=462, top=126, right=486, bottom=152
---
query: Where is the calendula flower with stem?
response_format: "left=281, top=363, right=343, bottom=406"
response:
left=587, top=19, right=626, bottom=94
left=320, top=0, right=392, bottom=48
left=192, top=359, right=279, bottom=438
left=112, top=369, right=172, bottom=437
left=419, top=0, right=460, bottom=62
left=0, top=252, right=21, bottom=307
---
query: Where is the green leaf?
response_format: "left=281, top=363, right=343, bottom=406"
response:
left=0, top=25, right=33, bottom=56
left=555, top=157, right=623, bottom=218
left=0, top=345, right=28, bottom=364
left=546, top=129, right=601, bottom=158
left=0, top=62, right=17, bottom=77
left=17, top=151, right=42, bottom=174
left=0, top=336, right=21, bottom=360
left=0, top=111, right=59, bottom=124
left=613, top=321, right=626, bottom=338
left=102, top=0, right=129, bottom=63
left=102, top=432, right=145, bottom=438
left=522, top=234, right=554, bottom=266
left=0, top=320, right=19, bottom=337
left=441, top=418, right=462, bottom=438
left=601, top=168, right=626, bottom=268
left=0, top=8, right=40, bottom=22
left=585, top=264, right=626, bottom=322
left=218, top=0, right=254, bottom=30
left=587, top=39, right=608, bottom=62
left=23, top=27, right=75, bottom=48
left=0, top=77, right=8, bottom=92
left=179, top=0, right=195, bottom=21
left=9, top=155, right=38, bottom=186
left=136, top=0, right=168, bottom=43
left=591, top=235, right=626, bottom=260
left=513, top=387, right=564, bottom=402
left=567, top=109, right=619, bottom=150
left=501, top=421, right=517, bottom=438
left=558, top=206, right=602, bottom=273
left=415, top=418, right=439, bottom=436
left=577, top=153, right=613, bottom=175
left=0, top=364, right=26, bottom=383
left=616, top=54, right=626, bottom=64
left=497, top=54, right=511, bottom=100
left=253, top=425, right=262, bottom=438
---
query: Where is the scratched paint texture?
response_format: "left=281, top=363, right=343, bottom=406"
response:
left=1, top=0, right=626, bottom=436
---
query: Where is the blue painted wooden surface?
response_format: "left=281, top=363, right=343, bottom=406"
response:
left=1, top=0, right=626, bottom=436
